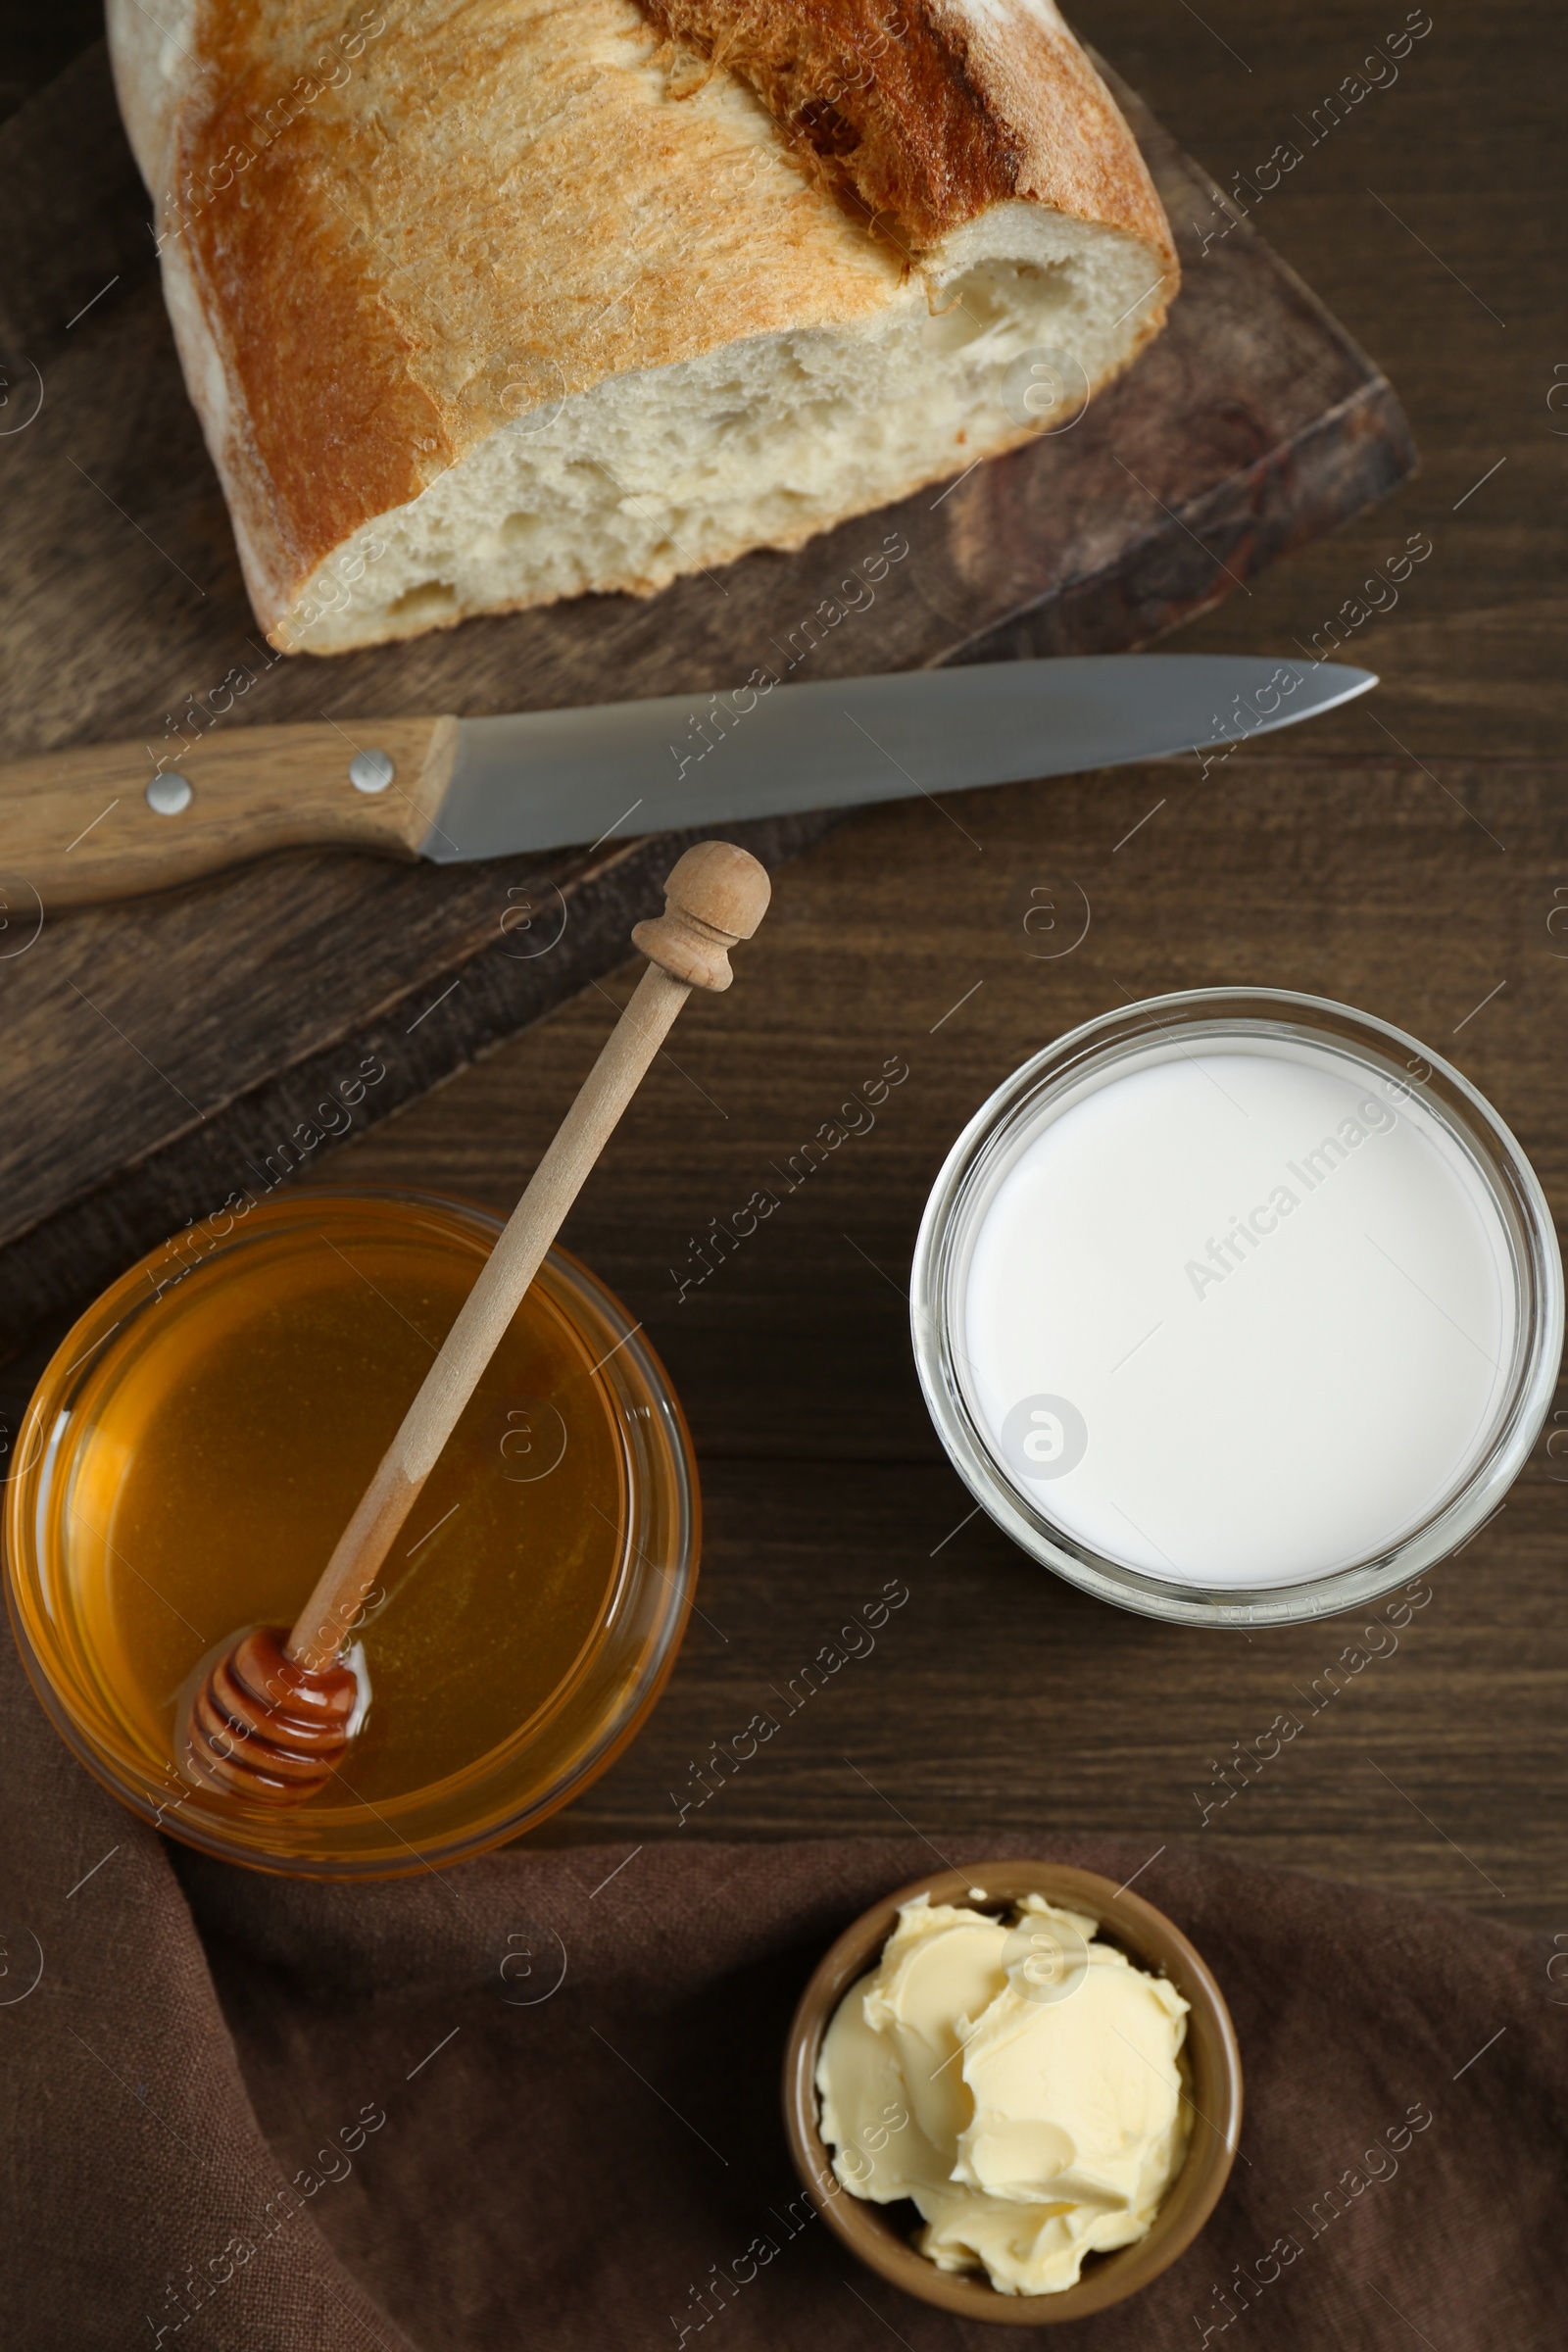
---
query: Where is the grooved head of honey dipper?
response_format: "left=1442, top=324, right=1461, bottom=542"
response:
left=632, top=841, right=771, bottom=992
left=181, top=1625, right=359, bottom=1805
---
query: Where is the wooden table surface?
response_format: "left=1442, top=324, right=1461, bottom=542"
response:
left=6, top=2, right=1565, bottom=1930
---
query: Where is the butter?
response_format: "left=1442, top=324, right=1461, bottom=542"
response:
left=816, top=1893, right=1190, bottom=2295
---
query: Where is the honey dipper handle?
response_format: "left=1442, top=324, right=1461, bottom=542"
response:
left=285, top=842, right=771, bottom=1672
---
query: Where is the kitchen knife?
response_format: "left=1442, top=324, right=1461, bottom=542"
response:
left=4, top=655, right=1374, bottom=911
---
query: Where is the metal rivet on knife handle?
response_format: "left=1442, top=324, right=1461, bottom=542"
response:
left=349, top=749, right=396, bottom=794
left=146, top=772, right=192, bottom=815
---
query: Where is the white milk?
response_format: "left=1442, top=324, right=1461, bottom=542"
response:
left=960, top=1042, right=1518, bottom=1587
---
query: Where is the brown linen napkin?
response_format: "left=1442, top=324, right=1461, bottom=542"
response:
left=2, top=1612, right=1562, bottom=2351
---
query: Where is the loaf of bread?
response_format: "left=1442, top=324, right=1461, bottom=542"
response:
left=108, top=1, right=1176, bottom=656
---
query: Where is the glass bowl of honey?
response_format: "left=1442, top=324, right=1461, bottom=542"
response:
left=3, top=1190, right=697, bottom=1878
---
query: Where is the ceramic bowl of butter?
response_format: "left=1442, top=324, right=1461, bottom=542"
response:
left=782, top=1861, right=1242, bottom=2323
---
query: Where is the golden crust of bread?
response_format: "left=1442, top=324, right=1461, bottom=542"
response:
left=637, top=0, right=1176, bottom=259
left=110, top=0, right=1176, bottom=644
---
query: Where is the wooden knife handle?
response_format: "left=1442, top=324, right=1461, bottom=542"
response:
left=0, top=717, right=459, bottom=909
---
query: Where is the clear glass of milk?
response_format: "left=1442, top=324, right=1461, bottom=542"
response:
left=911, top=990, right=1562, bottom=1626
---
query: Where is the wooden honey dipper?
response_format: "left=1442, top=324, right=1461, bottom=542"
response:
left=181, top=840, right=771, bottom=1805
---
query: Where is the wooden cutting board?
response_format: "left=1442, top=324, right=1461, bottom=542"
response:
left=0, top=42, right=1414, bottom=1360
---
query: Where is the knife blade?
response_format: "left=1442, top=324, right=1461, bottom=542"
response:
left=432, top=655, right=1373, bottom=864
left=5, top=655, right=1374, bottom=911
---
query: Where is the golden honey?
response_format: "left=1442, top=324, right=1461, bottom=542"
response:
left=5, top=1193, right=697, bottom=1876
